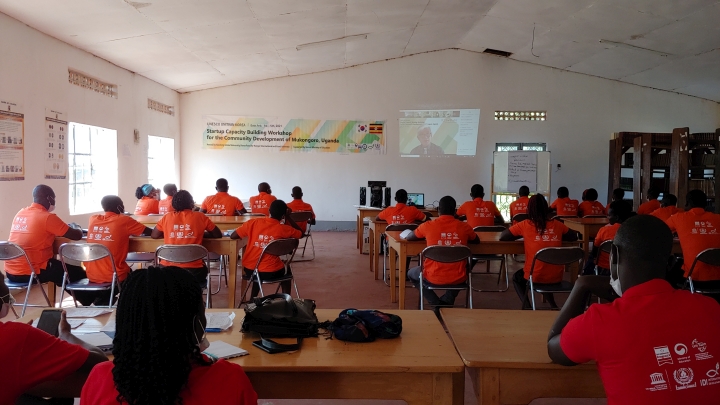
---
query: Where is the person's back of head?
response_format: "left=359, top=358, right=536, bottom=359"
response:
left=613, top=215, right=673, bottom=293
left=612, top=188, right=625, bottom=202
left=470, top=184, right=484, bottom=199
left=647, top=187, right=660, bottom=200
left=32, top=184, right=55, bottom=209
left=686, top=189, right=707, bottom=210
left=113, top=267, right=207, bottom=405
left=215, top=178, right=229, bottom=192
left=608, top=200, right=632, bottom=224
left=557, top=186, right=569, bottom=199
left=518, top=186, right=530, bottom=197
left=171, top=190, right=195, bottom=211
left=136, top=184, right=155, bottom=200
left=101, top=195, right=124, bottom=214
left=163, top=184, right=177, bottom=197
left=395, top=189, right=408, bottom=204
left=291, top=186, right=303, bottom=200
left=661, top=193, right=678, bottom=208
left=438, top=196, right=456, bottom=216
left=258, top=182, right=271, bottom=193
left=269, top=199, right=287, bottom=220
left=585, top=188, right=598, bottom=202
left=527, top=194, right=549, bottom=232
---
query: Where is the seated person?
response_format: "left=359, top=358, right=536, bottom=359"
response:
left=376, top=189, right=428, bottom=225
left=1, top=274, right=107, bottom=404
left=158, top=183, right=177, bottom=215
left=406, top=196, right=479, bottom=308
left=5, top=185, right=85, bottom=287
left=606, top=187, right=625, bottom=213
left=585, top=200, right=632, bottom=275
left=133, top=184, right=160, bottom=215
left=637, top=187, right=661, bottom=215
left=231, top=200, right=303, bottom=297
left=287, top=186, right=317, bottom=233
left=457, top=184, right=504, bottom=227
left=249, top=182, right=277, bottom=217
left=509, top=186, right=530, bottom=222
left=200, top=178, right=247, bottom=215
left=547, top=215, right=720, bottom=405
left=501, top=194, right=578, bottom=309
left=80, top=267, right=257, bottom=405
left=549, top=186, right=578, bottom=217
left=650, top=193, right=682, bottom=221
left=81, top=195, right=152, bottom=306
left=577, top=188, right=606, bottom=217
left=151, top=190, right=222, bottom=284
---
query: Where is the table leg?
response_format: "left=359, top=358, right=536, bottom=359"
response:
left=357, top=213, right=361, bottom=250
left=369, top=226, right=375, bottom=273
left=374, top=232, right=381, bottom=280
left=227, top=244, right=238, bottom=308
left=470, top=368, right=500, bottom=405
left=399, top=244, right=407, bottom=310
left=389, top=245, right=397, bottom=303
left=582, top=229, right=590, bottom=265
left=48, top=283, right=57, bottom=307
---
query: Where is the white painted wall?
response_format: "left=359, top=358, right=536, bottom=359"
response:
left=0, top=12, right=180, bottom=240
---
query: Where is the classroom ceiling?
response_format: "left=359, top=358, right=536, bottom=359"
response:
left=1, top=0, right=719, bottom=100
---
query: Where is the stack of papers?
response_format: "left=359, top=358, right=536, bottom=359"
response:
left=203, top=340, right=248, bottom=360
left=205, top=312, right=235, bottom=332
left=65, top=308, right=113, bottom=318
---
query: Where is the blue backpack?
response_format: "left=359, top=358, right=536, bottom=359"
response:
left=329, top=309, right=402, bottom=342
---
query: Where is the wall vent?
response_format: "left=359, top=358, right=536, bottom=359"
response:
left=483, top=48, right=513, bottom=57
left=148, top=99, right=175, bottom=116
left=495, top=111, right=546, bottom=121
left=68, top=69, right=117, bottom=99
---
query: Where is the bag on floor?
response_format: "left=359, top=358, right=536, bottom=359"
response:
left=329, top=309, right=402, bottom=342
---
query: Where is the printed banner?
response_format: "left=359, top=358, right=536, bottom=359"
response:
left=0, top=100, right=25, bottom=181
left=202, top=115, right=385, bottom=154
left=45, top=108, right=68, bottom=179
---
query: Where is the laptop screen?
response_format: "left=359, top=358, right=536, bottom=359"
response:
left=407, top=193, right=424, bottom=207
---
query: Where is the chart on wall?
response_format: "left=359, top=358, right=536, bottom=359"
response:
left=202, top=115, right=385, bottom=154
left=45, top=108, right=67, bottom=179
left=399, top=109, right=480, bottom=157
left=0, top=100, right=25, bottom=181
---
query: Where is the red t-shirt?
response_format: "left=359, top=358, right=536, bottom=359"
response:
left=134, top=196, right=159, bottom=215
left=550, top=197, right=579, bottom=217
left=377, top=203, right=426, bottom=225
left=80, top=358, right=257, bottom=405
left=594, top=223, right=620, bottom=269
left=413, top=215, right=477, bottom=285
left=560, top=279, right=720, bottom=405
left=578, top=201, right=606, bottom=217
left=86, top=213, right=148, bottom=283
left=0, top=321, right=90, bottom=405
left=509, top=219, right=570, bottom=283
left=235, top=217, right=302, bottom=272
left=287, top=199, right=316, bottom=233
left=249, top=192, right=277, bottom=217
left=510, top=196, right=529, bottom=219
left=6, top=203, right=70, bottom=276
left=155, top=210, right=217, bottom=268
left=638, top=199, right=661, bottom=215
left=201, top=192, right=245, bottom=215
left=457, top=198, right=502, bottom=228
left=651, top=206, right=682, bottom=222
left=158, top=196, right=173, bottom=215
left=665, top=208, right=720, bottom=281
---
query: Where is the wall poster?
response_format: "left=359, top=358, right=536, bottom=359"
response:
left=0, top=100, right=25, bottom=181
left=45, top=108, right=68, bottom=179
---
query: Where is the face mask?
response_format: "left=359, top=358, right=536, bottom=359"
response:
left=194, top=317, right=210, bottom=352
left=0, top=293, right=15, bottom=319
left=117, top=205, right=125, bottom=214
left=47, top=196, right=56, bottom=213
left=609, top=245, right=622, bottom=296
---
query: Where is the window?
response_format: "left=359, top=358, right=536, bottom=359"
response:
left=148, top=136, right=175, bottom=189
left=68, top=123, right=118, bottom=215
left=493, top=143, right=547, bottom=220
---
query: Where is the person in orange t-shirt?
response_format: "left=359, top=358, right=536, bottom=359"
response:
left=231, top=200, right=303, bottom=297
left=376, top=189, right=428, bottom=225
left=457, top=184, right=503, bottom=228
left=152, top=190, right=222, bottom=284
left=606, top=188, right=625, bottom=213
left=200, top=178, right=247, bottom=216
left=249, top=182, right=277, bottom=216
left=502, top=194, right=578, bottom=309
left=406, top=196, right=479, bottom=308
left=578, top=188, right=606, bottom=217
left=158, top=183, right=177, bottom=215
left=585, top=200, right=632, bottom=276
left=549, top=186, right=579, bottom=217
left=650, top=193, right=682, bottom=221
left=287, top=186, right=317, bottom=233
left=637, top=187, right=661, bottom=215
left=509, top=186, right=530, bottom=222
left=5, top=185, right=85, bottom=287
left=133, top=184, right=160, bottom=215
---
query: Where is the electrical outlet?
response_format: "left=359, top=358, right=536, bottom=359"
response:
left=557, top=164, right=562, bottom=169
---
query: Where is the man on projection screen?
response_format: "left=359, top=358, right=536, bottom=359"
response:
left=410, top=126, right=444, bottom=155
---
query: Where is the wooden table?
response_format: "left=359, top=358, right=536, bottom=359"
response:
left=19, top=308, right=464, bottom=405
left=133, top=214, right=257, bottom=231
left=354, top=206, right=438, bottom=252
left=441, top=308, right=605, bottom=405
left=368, top=217, right=388, bottom=279
left=560, top=218, right=608, bottom=262
left=385, top=231, right=580, bottom=309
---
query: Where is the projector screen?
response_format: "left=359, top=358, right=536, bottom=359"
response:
left=399, top=109, right=480, bottom=157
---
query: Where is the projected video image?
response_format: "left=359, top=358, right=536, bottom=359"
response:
left=399, top=109, right=480, bottom=157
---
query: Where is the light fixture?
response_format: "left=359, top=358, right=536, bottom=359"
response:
left=296, top=34, right=368, bottom=51
left=598, top=40, right=673, bottom=58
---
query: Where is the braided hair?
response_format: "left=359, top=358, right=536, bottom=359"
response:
left=171, top=190, right=195, bottom=211
left=527, top=194, right=549, bottom=235
left=112, top=267, right=209, bottom=405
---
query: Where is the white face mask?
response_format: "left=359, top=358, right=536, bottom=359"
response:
left=194, top=317, right=210, bottom=352
left=609, top=245, right=622, bottom=296
left=47, top=196, right=56, bottom=213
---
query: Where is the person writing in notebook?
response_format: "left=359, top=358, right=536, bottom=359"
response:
left=376, top=189, right=429, bottom=225
left=133, top=184, right=159, bottom=215
left=650, top=193, right=682, bottom=221
left=410, top=126, right=444, bottom=155
left=550, top=186, right=578, bottom=217
left=509, top=186, right=530, bottom=222
left=578, top=188, right=606, bottom=217
left=637, top=187, right=661, bottom=215
left=249, top=182, right=277, bottom=216
left=158, top=183, right=177, bottom=215
left=457, top=184, right=504, bottom=227
left=287, top=186, right=316, bottom=233
left=200, top=178, right=247, bottom=215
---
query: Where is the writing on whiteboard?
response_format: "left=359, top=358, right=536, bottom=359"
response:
left=508, top=152, right=537, bottom=192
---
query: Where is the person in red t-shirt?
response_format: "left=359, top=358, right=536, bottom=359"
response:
left=501, top=194, right=578, bottom=309
left=548, top=215, right=720, bottom=405
left=200, top=178, right=247, bottom=215
left=584, top=200, right=632, bottom=276
left=287, top=186, right=317, bottom=233
left=249, top=182, right=277, bottom=216
left=637, top=187, right=661, bottom=215
left=158, top=183, right=177, bottom=215
left=457, top=184, right=504, bottom=228
left=231, top=200, right=303, bottom=297
left=578, top=188, right=606, bottom=217
left=133, top=184, right=160, bottom=215
left=651, top=193, right=682, bottom=221
left=606, top=188, right=625, bottom=213
left=549, top=186, right=579, bottom=217
left=509, top=186, right=530, bottom=222
left=80, top=267, right=257, bottom=405
left=1, top=275, right=108, bottom=404
left=376, top=189, right=429, bottom=225
left=406, top=196, right=479, bottom=308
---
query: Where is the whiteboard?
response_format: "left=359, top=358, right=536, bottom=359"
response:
left=492, top=151, right=550, bottom=194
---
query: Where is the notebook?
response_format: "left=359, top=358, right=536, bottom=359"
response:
left=205, top=312, right=235, bottom=332
left=203, top=340, right=249, bottom=360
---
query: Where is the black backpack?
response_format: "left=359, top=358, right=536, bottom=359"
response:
left=329, top=309, right=402, bottom=342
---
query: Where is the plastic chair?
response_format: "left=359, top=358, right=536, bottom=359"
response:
left=59, top=243, right=119, bottom=308
left=382, top=223, right=419, bottom=287
left=0, top=242, right=51, bottom=317
left=418, top=245, right=473, bottom=310
left=526, top=247, right=584, bottom=310
left=685, top=248, right=720, bottom=295
left=240, top=238, right=300, bottom=304
left=288, top=211, right=315, bottom=261
left=155, top=244, right=212, bottom=308
left=471, top=226, right=509, bottom=292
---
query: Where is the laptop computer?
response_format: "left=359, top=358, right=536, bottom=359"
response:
left=407, top=193, right=425, bottom=209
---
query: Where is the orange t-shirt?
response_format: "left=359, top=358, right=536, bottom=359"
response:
left=287, top=199, right=316, bottom=233
left=249, top=192, right=277, bottom=217
left=456, top=198, right=502, bottom=228
left=235, top=218, right=302, bottom=272
left=85, top=213, right=147, bottom=283
left=134, top=196, right=159, bottom=215
left=665, top=208, right=720, bottom=281
left=578, top=201, right=606, bottom=217
left=377, top=203, right=426, bottom=225
left=650, top=206, right=682, bottom=221
left=201, top=192, right=245, bottom=215
left=413, top=215, right=477, bottom=285
left=155, top=210, right=217, bottom=268
left=637, top=199, right=661, bottom=215
left=594, top=223, right=620, bottom=269
left=158, top=196, right=173, bottom=215
left=6, top=203, right=70, bottom=276
left=550, top=197, right=579, bottom=217
left=509, top=219, right=570, bottom=283
left=509, top=196, right=529, bottom=219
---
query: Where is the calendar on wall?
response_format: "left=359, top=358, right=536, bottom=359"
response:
left=45, top=108, right=67, bottom=179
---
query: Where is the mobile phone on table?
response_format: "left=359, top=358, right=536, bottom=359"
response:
left=37, top=309, right=63, bottom=337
